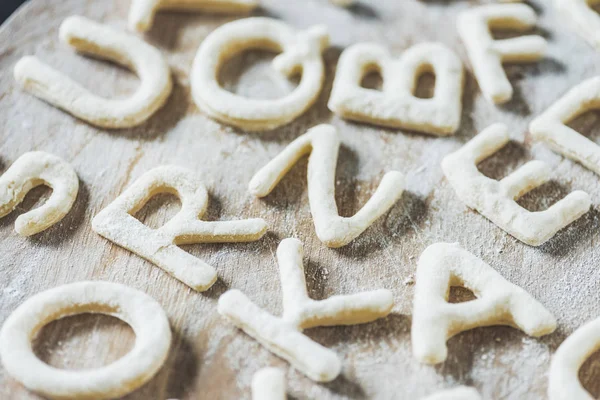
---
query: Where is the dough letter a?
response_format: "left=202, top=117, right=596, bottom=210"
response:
left=412, top=243, right=556, bottom=364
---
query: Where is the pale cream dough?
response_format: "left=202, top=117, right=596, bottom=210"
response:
left=218, top=238, right=393, bottom=382
left=412, top=243, right=557, bottom=364
left=14, top=16, right=172, bottom=129
left=249, top=124, right=404, bottom=247
left=530, top=76, right=600, bottom=176
left=0, top=281, right=171, bottom=400
left=457, top=4, right=547, bottom=104
left=441, top=123, right=591, bottom=246
left=328, top=42, right=464, bottom=136
left=556, top=0, right=600, bottom=51
left=129, top=0, right=258, bottom=32
left=190, top=17, right=329, bottom=131
left=252, top=368, right=286, bottom=400
left=548, top=317, right=600, bottom=399
left=423, top=386, right=482, bottom=400
left=92, top=165, right=267, bottom=292
left=0, top=151, right=78, bottom=236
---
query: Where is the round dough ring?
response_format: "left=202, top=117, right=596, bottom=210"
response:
left=0, top=281, right=171, bottom=400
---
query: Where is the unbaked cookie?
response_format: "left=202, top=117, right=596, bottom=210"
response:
left=457, top=3, right=546, bottom=104
left=442, top=123, right=591, bottom=246
left=249, top=124, right=404, bottom=247
left=0, top=281, right=171, bottom=400
left=92, top=165, right=267, bottom=292
left=530, top=76, right=600, bottom=176
left=0, top=151, right=78, bottom=236
left=328, top=42, right=464, bottom=136
left=412, top=243, right=556, bottom=364
left=218, top=238, right=393, bottom=382
left=14, top=16, right=172, bottom=129
left=548, top=317, right=600, bottom=399
left=191, top=17, right=329, bottom=131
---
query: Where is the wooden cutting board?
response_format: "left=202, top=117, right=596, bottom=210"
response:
left=1, top=0, right=600, bottom=399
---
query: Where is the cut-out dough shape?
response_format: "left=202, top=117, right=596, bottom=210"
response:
left=252, top=368, right=286, bottom=400
left=92, top=165, right=267, bottom=292
left=0, top=151, right=78, bottom=236
left=328, top=42, right=464, bottom=136
left=191, top=17, right=329, bottom=131
left=412, top=242, right=557, bottom=364
left=129, top=0, right=258, bottom=32
left=457, top=4, right=547, bottom=104
left=0, top=281, right=171, bottom=400
left=218, top=238, right=394, bottom=382
left=441, top=123, right=591, bottom=246
left=423, top=386, right=482, bottom=400
left=249, top=124, right=404, bottom=247
left=548, top=317, right=600, bottom=399
left=530, top=76, right=600, bottom=176
left=556, top=0, right=600, bottom=51
left=14, top=16, right=172, bottom=129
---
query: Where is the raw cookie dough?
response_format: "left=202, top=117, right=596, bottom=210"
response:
left=252, top=368, right=286, bottom=400
left=249, top=124, right=404, bottom=247
left=190, top=17, right=329, bottom=131
left=0, top=281, right=171, bottom=400
left=129, top=0, right=258, bottom=32
left=14, top=16, right=172, bottom=129
left=442, top=123, right=591, bottom=246
left=92, top=165, right=267, bottom=292
left=457, top=3, right=546, bottom=104
left=548, top=317, right=600, bottom=400
left=328, top=42, right=464, bottom=136
left=556, top=0, right=600, bottom=51
left=530, top=76, right=600, bottom=176
left=218, top=238, right=393, bottom=382
left=0, top=151, right=78, bottom=236
left=412, top=243, right=557, bottom=364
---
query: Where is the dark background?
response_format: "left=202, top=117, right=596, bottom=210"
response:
left=1, top=0, right=26, bottom=24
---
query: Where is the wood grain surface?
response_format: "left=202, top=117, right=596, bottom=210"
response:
left=1, top=0, right=600, bottom=399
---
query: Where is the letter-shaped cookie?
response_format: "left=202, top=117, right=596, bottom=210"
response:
left=328, top=42, right=464, bottom=136
left=14, top=16, right=172, bottom=129
left=0, top=151, right=78, bottom=236
left=218, top=238, right=393, bottom=382
left=530, top=76, right=600, bottom=176
left=129, top=0, right=258, bottom=32
left=457, top=4, right=547, bottom=104
left=249, top=124, right=404, bottom=247
left=556, top=0, right=600, bottom=51
left=92, top=166, right=267, bottom=292
left=0, top=281, right=171, bottom=400
left=252, top=368, right=286, bottom=400
left=442, top=123, right=591, bottom=246
left=412, top=243, right=557, bottom=364
left=191, top=18, right=329, bottom=131
left=423, top=387, right=482, bottom=400
left=548, top=317, right=600, bottom=400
